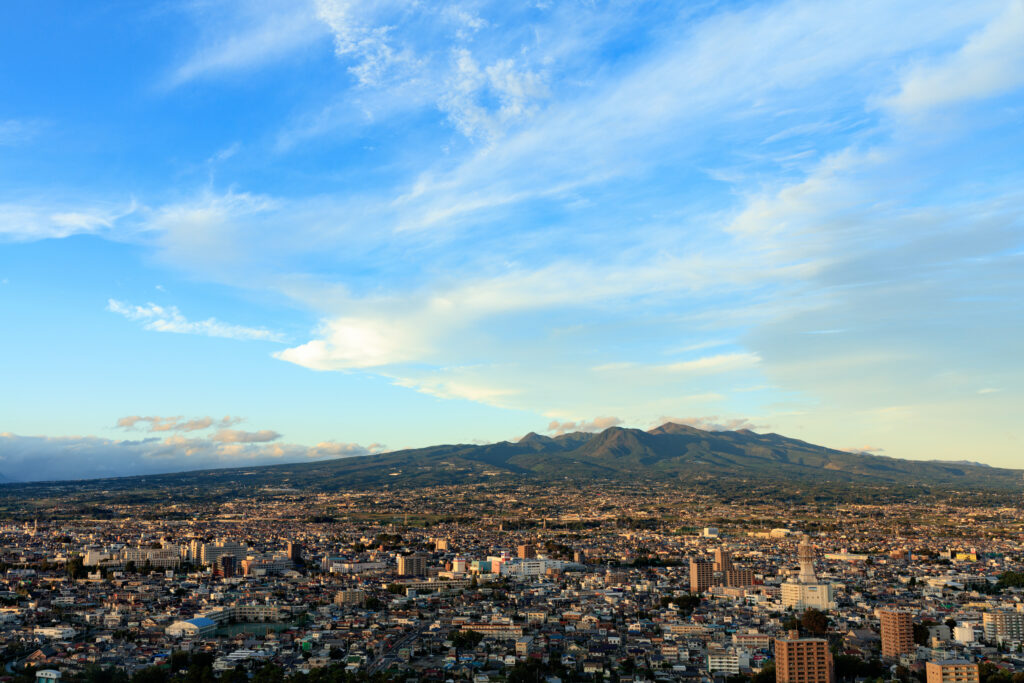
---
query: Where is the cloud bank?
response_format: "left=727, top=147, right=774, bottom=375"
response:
left=0, top=431, right=386, bottom=483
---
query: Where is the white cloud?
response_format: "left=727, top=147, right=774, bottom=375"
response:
left=662, top=353, right=762, bottom=374
left=107, top=299, right=285, bottom=343
left=390, top=375, right=520, bottom=406
left=546, top=416, right=622, bottom=436
left=655, top=416, right=763, bottom=432
left=116, top=415, right=243, bottom=432
left=167, top=1, right=328, bottom=88
left=886, top=0, right=1024, bottom=114
left=211, top=428, right=281, bottom=443
left=842, top=445, right=886, bottom=455
left=438, top=49, right=548, bottom=141
left=0, top=431, right=381, bottom=482
left=0, top=119, right=43, bottom=146
left=310, top=440, right=387, bottom=457
left=274, top=316, right=421, bottom=369
left=0, top=200, right=135, bottom=241
left=314, top=0, right=418, bottom=88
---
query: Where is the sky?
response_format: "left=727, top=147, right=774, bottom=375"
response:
left=1, top=0, right=1022, bottom=481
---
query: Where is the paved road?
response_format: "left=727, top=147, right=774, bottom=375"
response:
left=367, top=625, right=425, bottom=675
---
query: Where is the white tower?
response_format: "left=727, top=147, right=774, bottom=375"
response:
left=797, top=534, right=817, bottom=584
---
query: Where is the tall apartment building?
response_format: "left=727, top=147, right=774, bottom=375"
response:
left=726, top=568, right=756, bottom=587
left=880, top=609, right=915, bottom=659
left=982, top=611, right=1024, bottom=645
left=714, top=548, right=734, bottom=573
left=690, top=558, right=715, bottom=593
left=397, top=552, right=429, bottom=577
left=517, top=544, right=537, bottom=559
left=926, top=661, right=979, bottom=683
left=286, top=541, right=302, bottom=564
left=775, top=633, right=834, bottom=683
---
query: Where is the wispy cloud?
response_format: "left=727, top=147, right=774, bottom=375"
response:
left=107, top=299, right=285, bottom=342
left=656, top=416, right=764, bottom=432
left=546, top=416, right=622, bottom=436
left=166, top=1, right=328, bottom=88
left=885, top=0, right=1024, bottom=114
left=0, top=430, right=385, bottom=482
left=662, top=353, right=762, bottom=374
left=211, top=428, right=281, bottom=443
left=116, top=415, right=243, bottom=432
left=0, top=119, right=43, bottom=146
left=0, top=200, right=136, bottom=242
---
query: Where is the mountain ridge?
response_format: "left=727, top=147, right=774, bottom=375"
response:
left=0, top=422, right=1019, bottom=492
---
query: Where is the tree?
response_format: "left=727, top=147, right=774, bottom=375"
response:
left=450, top=629, right=484, bottom=650
left=66, top=556, right=87, bottom=580
left=801, top=608, right=830, bottom=634
left=753, top=665, right=776, bottom=683
left=913, top=621, right=936, bottom=646
left=252, top=664, right=285, bottom=683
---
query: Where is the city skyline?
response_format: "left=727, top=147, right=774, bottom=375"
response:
left=2, top=1, right=1023, bottom=480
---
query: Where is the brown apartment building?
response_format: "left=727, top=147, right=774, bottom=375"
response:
left=775, top=632, right=835, bottom=683
left=925, top=661, right=980, bottom=683
left=880, top=609, right=915, bottom=659
left=690, top=558, right=715, bottom=593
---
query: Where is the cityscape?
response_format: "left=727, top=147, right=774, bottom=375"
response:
left=3, top=1, right=1024, bottom=683
left=0, top=480, right=1023, bottom=682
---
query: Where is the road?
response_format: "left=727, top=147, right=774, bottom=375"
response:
left=366, top=624, right=426, bottom=675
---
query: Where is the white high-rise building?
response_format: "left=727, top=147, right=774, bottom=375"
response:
left=782, top=534, right=836, bottom=611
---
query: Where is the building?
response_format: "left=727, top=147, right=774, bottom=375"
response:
left=166, top=617, right=217, bottom=638
left=335, top=589, right=366, bottom=606
left=287, top=541, right=302, bottom=564
left=880, top=609, right=915, bottom=659
left=200, top=539, right=248, bottom=566
left=35, top=626, right=76, bottom=640
left=982, top=611, right=1024, bottom=645
left=726, top=568, right=756, bottom=587
left=240, top=556, right=292, bottom=576
left=215, top=555, right=236, bottom=578
left=397, top=552, right=429, bottom=577
left=775, top=633, right=834, bottom=683
left=714, top=548, right=733, bottom=573
left=690, top=558, right=714, bottom=593
left=926, top=661, right=980, bottom=683
left=517, top=544, right=536, bottom=559
left=708, top=646, right=749, bottom=674
left=782, top=535, right=836, bottom=611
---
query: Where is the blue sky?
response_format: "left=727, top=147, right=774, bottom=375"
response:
left=1, top=0, right=1022, bottom=481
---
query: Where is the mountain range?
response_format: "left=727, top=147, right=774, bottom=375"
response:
left=4, top=423, right=1018, bottom=493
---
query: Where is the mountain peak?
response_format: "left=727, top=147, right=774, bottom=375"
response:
left=647, top=422, right=707, bottom=436
left=518, top=432, right=554, bottom=445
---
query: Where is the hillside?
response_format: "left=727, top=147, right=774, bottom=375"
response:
left=0, top=423, right=1018, bottom=495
